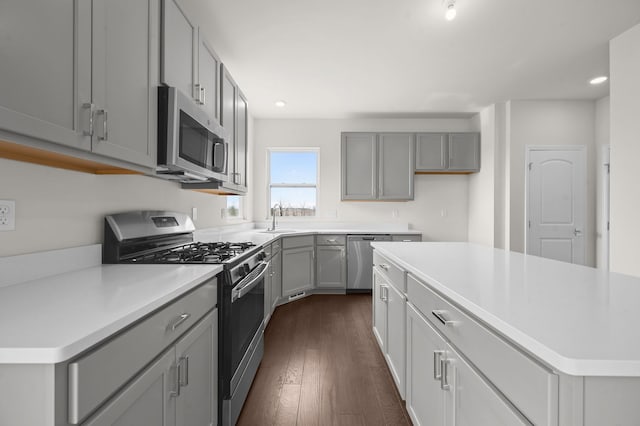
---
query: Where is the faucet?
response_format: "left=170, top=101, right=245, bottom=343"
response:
left=269, top=204, right=281, bottom=231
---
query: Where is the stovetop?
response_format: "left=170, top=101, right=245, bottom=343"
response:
left=122, top=241, right=257, bottom=264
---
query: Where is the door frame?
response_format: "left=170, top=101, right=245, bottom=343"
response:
left=525, top=145, right=587, bottom=261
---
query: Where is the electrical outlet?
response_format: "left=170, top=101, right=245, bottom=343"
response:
left=0, top=200, right=15, bottom=231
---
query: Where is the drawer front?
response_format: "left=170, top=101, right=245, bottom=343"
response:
left=282, top=235, right=314, bottom=249
left=391, top=234, right=421, bottom=242
left=373, top=251, right=406, bottom=292
left=316, top=234, right=346, bottom=246
left=68, top=277, right=217, bottom=424
left=407, top=274, right=557, bottom=426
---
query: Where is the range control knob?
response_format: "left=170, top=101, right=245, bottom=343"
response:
left=243, top=263, right=251, bottom=275
left=237, top=266, right=247, bottom=278
left=257, top=252, right=266, bottom=261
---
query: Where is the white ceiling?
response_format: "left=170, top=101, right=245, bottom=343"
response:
left=199, top=0, right=640, bottom=118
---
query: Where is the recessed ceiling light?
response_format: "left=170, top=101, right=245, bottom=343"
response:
left=590, top=76, right=608, bottom=85
left=275, top=100, right=286, bottom=108
left=444, top=0, right=457, bottom=21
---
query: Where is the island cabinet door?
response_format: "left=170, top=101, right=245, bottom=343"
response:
left=386, top=282, right=406, bottom=399
left=406, top=302, right=445, bottom=426
left=372, top=270, right=388, bottom=353
left=444, top=343, right=528, bottom=426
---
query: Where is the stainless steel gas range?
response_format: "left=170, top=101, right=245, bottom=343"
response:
left=103, top=211, right=267, bottom=426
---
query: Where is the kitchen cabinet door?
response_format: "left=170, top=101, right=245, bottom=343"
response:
left=372, top=270, right=388, bottom=353
left=197, top=34, right=221, bottom=124
left=316, top=246, right=346, bottom=289
left=90, top=0, right=158, bottom=168
left=416, top=133, right=448, bottom=171
left=445, top=343, right=527, bottom=426
left=175, top=311, right=217, bottom=426
left=0, top=0, right=90, bottom=150
left=221, top=66, right=237, bottom=183
left=271, top=250, right=282, bottom=310
left=448, top=133, right=480, bottom=172
left=161, top=0, right=197, bottom=102
left=82, top=349, right=176, bottom=426
left=378, top=133, right=415, bottom=200
left=236, top=91, right=248, bottom=188
left=386, top=283, right=406, bottom=399
left=282, top=246, right=315, bottom=297
left=341, top=133, right=377, bottom=200
left=406, top=302, right=446, bottom=426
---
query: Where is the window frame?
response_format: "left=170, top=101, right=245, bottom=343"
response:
left=266, top=147, right=320, bottom=218
left=225, top=195, right=244, bottom=221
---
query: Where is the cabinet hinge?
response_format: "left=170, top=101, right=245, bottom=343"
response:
left=528, top=162, right=533, bottom=171
left=607, top=221, right=610, bottom=231
left=605, top=163, right=610, bottom=174
left=528, top=220, right=531, bottom=229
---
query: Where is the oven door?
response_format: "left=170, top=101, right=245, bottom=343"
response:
left=229, top=261, right=267, bottom=389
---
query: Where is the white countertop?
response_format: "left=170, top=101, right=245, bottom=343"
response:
left=0, top=264, right=221, bottom=364
left=372, top=242, right=640, bottom=377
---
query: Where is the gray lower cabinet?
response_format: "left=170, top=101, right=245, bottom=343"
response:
left=341, top=132, right=415, bottom=201
left=316, top=235, right=346, bottom=289
left=0, top=0, right=158, bottom=169
left=392, top=234, right=422, bottom=242
left=282, top=236, right=315, bottom=297
left=316, top=246, right=346, bottom=289
left=416, top=132, right=480, bottom=173
left=84, top=311, right=217, bottom=426
left=271, top=247, right=282, bottom=310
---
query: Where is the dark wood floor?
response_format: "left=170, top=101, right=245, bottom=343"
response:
left=237, top=294, right=412, bottom=426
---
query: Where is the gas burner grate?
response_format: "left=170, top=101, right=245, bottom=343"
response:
left=126, top=241, right=257, bottom=264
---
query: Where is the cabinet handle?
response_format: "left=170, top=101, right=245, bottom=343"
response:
left=178, top=356, right=189, bottom=387
left=169, top=313, right=191, bottom=331
left=201, top=86, right=206, bottom=105
left=380, top=285, right=389, bottom=302
left=96, top=109, right=108, bottom=141
left=440, top=358, right=450, bottom=391
left=327, top=239, right=337, bottom=243
left=432, top=310, right=455, bottom=326
left=169, top=364, right=180, bottom=398
left=433, top=350, right=444, bottom=380
left=379, top=263, right=390, bottom=271
left=82, top=103, right=94, bottom=136
left=195, top=83, right=201, bottom=104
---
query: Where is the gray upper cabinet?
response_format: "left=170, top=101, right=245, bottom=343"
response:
left=236, top=90, right=248, bottom=188
left=341, top=132, right=414, bottom=201
left=0, top=0, right=158, bottom=169
left=197, top=35, right=221, bottom=124
left=342, top=133, right=377, bottom=200
left=89, top=0, right=158, bottom=168
left=448, top=133, right=480, bottom=171
left=161, top=0, right=221, bottom=124
left=161, top=0, right=197, bottom=102
left=0, top=0, right=90, bottom=151
left=378, top=133, right=415, bottom=200
left=416, top=133, right=447, bottom=171
left=416, top=132, right=480, bottom=173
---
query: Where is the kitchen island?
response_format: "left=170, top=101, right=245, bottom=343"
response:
left=372, top=242, right=640, bottom=426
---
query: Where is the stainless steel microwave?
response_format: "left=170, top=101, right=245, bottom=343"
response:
left=157, top=86, right=228, bottom=182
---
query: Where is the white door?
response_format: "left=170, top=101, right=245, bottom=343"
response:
left=527, top=148, right=586, bottom=265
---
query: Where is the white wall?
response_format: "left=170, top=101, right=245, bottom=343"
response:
left=595, top=96, right=610, bottom=269
left=610, top=23, right=640, bottom=277
left=253, top=118, right=478, bottom=241
left=467, top=107, right=495, bottom=247
left=507, top=100, right=597, bottom=266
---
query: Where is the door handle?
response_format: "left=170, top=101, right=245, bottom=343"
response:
left=440, top=358, right=450, bottom=391
left=433, top=350, right=444, bottom=380
left=96, top=109, right=108, bottom=141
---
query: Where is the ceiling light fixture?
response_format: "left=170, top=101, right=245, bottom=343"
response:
left=275, top=100, right=286, bottom=108
left=444, top=0, right=457, bottom=21
left=589, top=76, right=608, bottom=85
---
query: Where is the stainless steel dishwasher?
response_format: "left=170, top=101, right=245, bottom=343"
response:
left=346, top=234, right=392, bottom=292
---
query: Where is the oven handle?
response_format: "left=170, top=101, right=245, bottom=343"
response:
left=232, top=261, right=270, bottom=302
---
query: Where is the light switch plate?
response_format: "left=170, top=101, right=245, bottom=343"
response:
left=0, top=200, right=16, bottom=231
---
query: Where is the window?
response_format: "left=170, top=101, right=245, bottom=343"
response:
left=268, top=149, right=318, bottom=217
left=226, top=196, right=242, bottom=220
